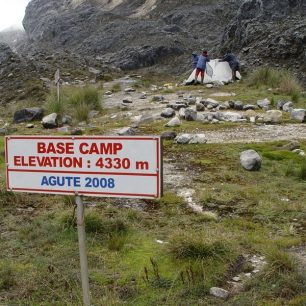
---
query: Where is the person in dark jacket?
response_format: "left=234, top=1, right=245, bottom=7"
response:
left=220, top=50, right=240, bottom=81
left=195, top=50, right=210, bottom=84
left=192, top=52, right=199, bottom=69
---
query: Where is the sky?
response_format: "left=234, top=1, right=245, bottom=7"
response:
left=0, top=0, right=31, bottom=31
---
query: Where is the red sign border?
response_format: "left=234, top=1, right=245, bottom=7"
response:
left=5, top=136, right=162, bottom=199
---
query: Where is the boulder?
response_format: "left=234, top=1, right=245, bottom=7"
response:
left=165, top=117, right=181, bottom=127
left=118, top=127, right=136, bottom=135
left=175, top=133, right=207, bottom=144
left=161, top=108, right=175, bottom=118
left=204, top=98, right=219, bottom=108
left=216, top=111, right=244, bottom=122
left=178, top=108, right=186, bottom=119
left=184, top=108, right=197, bottom=121
left=240, top=150, right=262, bottom=171
left=209, top=287, right=229, bottom=299
left=283, top=102, right=293, bottom=112
left=233, top=101, right=244, bottom=110
left=263, top=110, right=282, bottom=124
left=196, top=102, right=205, bottom=111
left=291, top=109, right=306, bottom=122
left=13, top=107, right=44, bottom=123
left=243, top=104, right=257, bottom=111
left=276, top=100, right=287, bottom=110
left=42, top=113, right=61, bottom=129
left=161, top=131, right=177, bottom=140
left=132, top=114, right=154, bottom=127
left=257, top=98, right=270, bottom=110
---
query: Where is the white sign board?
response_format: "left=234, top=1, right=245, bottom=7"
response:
left=5, top=136, right=162, bottom=199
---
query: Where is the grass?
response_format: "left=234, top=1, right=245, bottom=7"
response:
left=248, top=67, right=302, bottom=102
left=1, top=73, right=306, bottom=304
left=111, top=83, right=121, bottom=93
left=44, top=85, right=102, bottom=122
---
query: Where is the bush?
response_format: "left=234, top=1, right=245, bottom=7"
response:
left=44, top=90, right=65, bottom=115
left=111, top=83, right=121, bottom=93
left=168, top=232, right=229, bottom=260
left=248, top=67, right=302, bottom=100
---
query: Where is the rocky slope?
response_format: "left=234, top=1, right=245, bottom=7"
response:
left=220, top=0, right=306, bottom=74
left=21, top=0, right=242, bottom=71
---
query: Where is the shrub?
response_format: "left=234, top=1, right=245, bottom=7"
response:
left=168, top=232, right=229, bottom=260
left=248, top=67, right=302, bottom=100
left=74, top=102, right=91, bottom=122
left=44, top=90, right=65, bottom=115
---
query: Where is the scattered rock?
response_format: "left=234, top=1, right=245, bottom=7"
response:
left=263, top=110, right=282, bottom=124
left=178, top=108, right=186, bottom=119
left=42, top=113, right=61, bottom=129
left=62, top=115, right=72, bottom=125
left=124, top=87, right=136, bottom=93
left=291, top=109, right=306, bottom=122
left=13, top=107, right=44, bottom=123
left=165, top=117, right=181, bottom=127
left=280, top=140, right=300, bottom=151
left=26, top=124, right=34, bottom=128
left=184, top=108, right=197, bottom=121
left=283, top=101, right=293, bottom=112
left=175, top=133, right=207, bottom=144
left=161, top=131, right=177, bottom=140
left=118, top=127, right=136, bottom=136
left=204, top=98, right=219, bottom=108
left=276, top=100, right=287, bottom=110
left=257, top=98, right=270, bottom=110
left=161, top=108, right=175, bottom=118
left=123, top=98, right=133, bottom=104
left=196, top=102, right=205, bottom=111
left=243, top=104, right=257, bottom=111
left=233, top=101, right=244, bottom=110
left=57, top=126, right=70, bottom=133
left=216, top=112, right=244, bottom=122
left=240, top=150, right=262, bottom=171
left=209, top=287, right=229, bottom=299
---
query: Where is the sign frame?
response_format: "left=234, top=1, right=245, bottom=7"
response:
left=5, top=135, right=163, bottom=199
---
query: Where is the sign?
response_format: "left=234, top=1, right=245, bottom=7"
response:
left=5, top=136, right=162, bottom=199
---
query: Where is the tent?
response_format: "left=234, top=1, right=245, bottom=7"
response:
left=184, top=59, right=241, bottom=85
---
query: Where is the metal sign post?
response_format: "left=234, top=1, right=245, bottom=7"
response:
left=76, top=195, right=91, bottom=306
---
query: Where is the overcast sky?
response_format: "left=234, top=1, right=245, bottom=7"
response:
left=0, top=0, right=31, bottom=31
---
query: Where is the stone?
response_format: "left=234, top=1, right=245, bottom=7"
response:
left=42, top=113, right=61, bottom=129
left=13, top=107, right=44, bottom=123
left=257, top=98, right=270, bottom=110
left=178, top=108, right=186, bottom=119
left=161, top=108, right=175, bottom=118
left=240, top=150, right=262, bottom=171
left=263, top=110, right=282, bottom=124
left=62, top=115, right=72, bottom=125
left=281, top=141, right=300, bottom=151
left=184, top=108, right=197, bottom=121
left=175, top=134, right=193, bottom=144
left=167, top=103, right=187, bottom=111
left=124, top=87, right=136, bottom=93
left=187, top=96, right=196, bottom=105
left=122, top=98, right=133, bottom=104
left=212, top=80, right=224, bottom=87
left=132, top=114, right=154, bottom=127
left=204, top=98, right=219, bottom=108
left=291, top=109, right=306, bottom=122
left=175, top=133, right=207, bottom=144
left=161, top=131, right=177, bottom=140
left=26, top=124, right=34, bottom=128
left=57, top=126, right=70, bottom=133
left=118, top=127, right=136, bottom=135
left=209, top=287, right=229, bottom=299
left=283, top=102, right=293, bottom=112
left=206, top=84, right=214, bottom=88
left=276, top=100, right=287, bottom=110
left=243, top=104, right=257, bottom=111
left=196, top=102, right=205, bottom=111
left=233, top=101, right=244, bottom=110
left=189, top=134, right=207, bottom=144
left=165, top=117, right=181, bottom=127
left=216, top=111, right=244, bottom=122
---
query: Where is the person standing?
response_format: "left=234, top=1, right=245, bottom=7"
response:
left=195, top=50, right=210, bottom=84
left=220, top=50, right=240, bottom=81
left=192, top=52, right=199, bottom=69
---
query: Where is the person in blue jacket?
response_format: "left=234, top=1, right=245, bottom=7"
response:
left=195, top=50, right=210, bottom=84
left=192, top=52, right=199, bottom=69
left=220, top=50, right=240, bottom=81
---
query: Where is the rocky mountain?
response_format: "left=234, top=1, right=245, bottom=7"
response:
left=21, top=0, right=242, bottom=71
left=220, top=0, right=306, bottom=74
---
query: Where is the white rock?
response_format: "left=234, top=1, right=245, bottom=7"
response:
left=209, top=287, right=229, bottom=299
left=165, top=117, right=181, bottom=127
